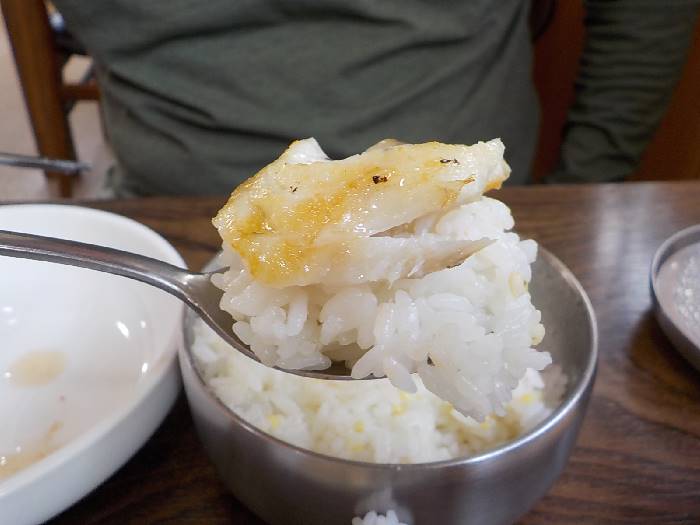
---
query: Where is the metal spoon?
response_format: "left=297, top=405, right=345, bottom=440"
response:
left=0, top=229, right=354, bottom=380
left=0, top=152, right=91, bottom=174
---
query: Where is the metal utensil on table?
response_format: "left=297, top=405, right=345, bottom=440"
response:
left=0, top=152, right=90, bottom=174
left=0, top=229, right=353, bottom=380
left=651, top=224, right=700, bottom=371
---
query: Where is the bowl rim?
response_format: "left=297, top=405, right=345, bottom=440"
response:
left=182, top=246, right=598, bottom=470
left=649, top=223, right=700, bottom=361
left=0, top=203, right=186, bottom=493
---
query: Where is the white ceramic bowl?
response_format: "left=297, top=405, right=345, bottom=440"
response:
left=0, top=204, right=184, bottom=525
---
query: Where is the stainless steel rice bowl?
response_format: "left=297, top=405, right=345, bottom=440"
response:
left=179, top=248, right=597, bottom=525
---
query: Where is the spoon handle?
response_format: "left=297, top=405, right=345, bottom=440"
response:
left=0, top=229, right=195, bottom=303
left=0, top=152, right=90, bottom=173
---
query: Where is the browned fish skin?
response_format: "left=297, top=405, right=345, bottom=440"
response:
left=214, top=138, right=509, bottom=287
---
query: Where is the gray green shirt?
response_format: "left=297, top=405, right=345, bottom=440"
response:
left=54, top=0, right=699, bottom=195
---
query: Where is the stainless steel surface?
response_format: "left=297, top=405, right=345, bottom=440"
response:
left=0, top=152, right=90, bottom=174
left=180, top=248, right=599, bottom=525
left=650, top=224, right=700, bottom=371
left=0, top=230, right=354, bottom=380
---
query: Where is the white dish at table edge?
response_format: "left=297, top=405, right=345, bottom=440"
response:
left=0, top=204, right=184, bottom=525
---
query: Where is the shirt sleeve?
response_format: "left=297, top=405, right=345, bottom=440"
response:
left=547, top=0, right=700, bottom=183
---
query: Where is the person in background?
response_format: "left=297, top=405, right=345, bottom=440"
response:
left=52, top=0, right=700, bottom=195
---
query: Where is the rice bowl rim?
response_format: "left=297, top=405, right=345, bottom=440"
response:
left=182, top=246, right=598, bottom=470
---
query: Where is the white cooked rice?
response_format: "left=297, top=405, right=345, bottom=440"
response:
left=192, top=318, right=564, bottom=464
left=212, top=196, right=550, bottom=421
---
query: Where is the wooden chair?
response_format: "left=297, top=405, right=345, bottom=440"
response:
left=1, top=0, right=99, bottom=197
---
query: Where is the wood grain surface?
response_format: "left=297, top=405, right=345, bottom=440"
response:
left=43, top=182, right=700, bottom=524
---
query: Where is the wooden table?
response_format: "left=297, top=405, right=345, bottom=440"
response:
left=47, top=181, right=700, bottom=524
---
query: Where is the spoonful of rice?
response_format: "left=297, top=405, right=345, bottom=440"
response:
left=0, top=138, right=551, bottom=419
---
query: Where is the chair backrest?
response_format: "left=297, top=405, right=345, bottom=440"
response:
left=532, top=0, right=583, bottom=182
left=530, top=0, right=556, bottom=40
left=632, top=20, right=700, bottom=181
